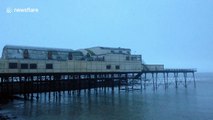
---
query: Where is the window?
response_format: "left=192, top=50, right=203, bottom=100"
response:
left=23, top=49, right=29, bottom=59
left=68, top=52, right=73, bottom=60
left=30, top=64, right=37, bottom=69
left=106, top=65, right=111, bottom=69
left=46, top=64, right=53, bottom=69
left=9, top=63, right=18, bottom=69
left=48, top=51, right=52, bottom=60
left=127, top=51, right=130, bottom=55
left=115, top=65, right=120, bottom=70
left=131, top=56, right=137, bottom=61
left=21, top=63, right=28, bottom=69
left=126, top=56, right=130, bottom=61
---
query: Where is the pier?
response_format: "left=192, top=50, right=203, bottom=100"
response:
left=0, top=69, right=196, bottom=100
left=0, top=45, right=197, bottom=100
left=141, top=69, right=196, bottom=90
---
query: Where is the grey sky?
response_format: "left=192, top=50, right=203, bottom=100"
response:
left=0, top=0, right=213, bottom=72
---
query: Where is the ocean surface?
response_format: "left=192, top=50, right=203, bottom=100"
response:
left=1, top=72, right=213, bottom=120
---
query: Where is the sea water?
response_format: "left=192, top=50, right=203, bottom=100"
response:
left=1, top=72, right=213, bottom=120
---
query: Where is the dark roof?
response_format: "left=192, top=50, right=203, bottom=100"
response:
left=3, top=45, right=74, bottom=52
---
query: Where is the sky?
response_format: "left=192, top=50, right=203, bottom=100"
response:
left=0, top=0, right=213, bottom=72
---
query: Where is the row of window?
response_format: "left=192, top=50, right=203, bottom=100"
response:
left=106, top=65, right=120, bottom=70
left=22, top=49, right=74, bottom=60
left=126, top=56, right=140, bottom=61
left=8, top=63, right=120, bottom=70
left=110, top=50, right=130, bottom=55
left=9, top=63, right=53, bottom=69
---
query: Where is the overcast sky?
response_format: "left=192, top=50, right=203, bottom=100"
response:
left=0, top=0, right=213, bottom=72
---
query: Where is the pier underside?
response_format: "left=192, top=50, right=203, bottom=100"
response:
left=0, top=69, right=196, bottom=99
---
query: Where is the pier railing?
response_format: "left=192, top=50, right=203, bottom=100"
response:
left=164, top=68, right=197, bottom=72
left=142, top=68, right=197, bottom=73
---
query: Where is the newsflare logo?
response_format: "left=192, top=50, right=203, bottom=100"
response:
left=6, top=7, right=13, bottom=13
left=6, top=7, right=39, bottom=14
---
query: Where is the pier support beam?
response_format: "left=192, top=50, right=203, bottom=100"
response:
left=174, top=73, right=178, bottom=88
left=163, top=73, right=166, bottom=89
left=152, top=73, right=155, bottom=90
left=184, top=73, right=187, bottom=88
left=155, top=73, right=158, bottom=89
left=193, top=72, right=196, bottom=88
left=144, top=73, right=147, bottom=90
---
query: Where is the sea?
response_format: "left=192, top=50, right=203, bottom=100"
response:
left=0, top=72, right=213, bottom=120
